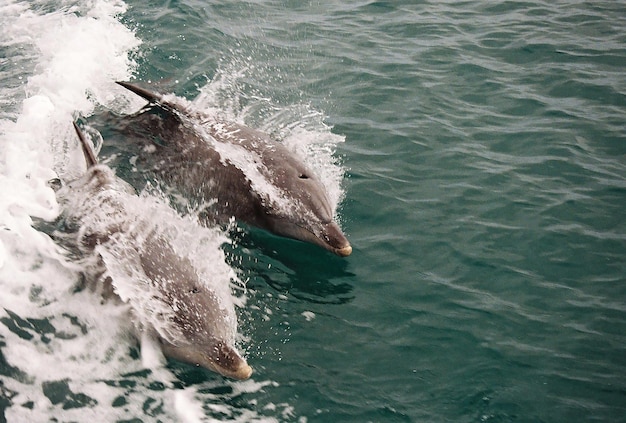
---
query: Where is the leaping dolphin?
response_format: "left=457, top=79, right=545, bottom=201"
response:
left=53, top=122, right=252, bottom=380
left=114, top=81, right=352, bottom=257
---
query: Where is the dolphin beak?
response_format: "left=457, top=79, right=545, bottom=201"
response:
left=159, top=339, right=253, bottom=380
left=265, top=216, right=352, bottom=257
left=205, top=355, right=252, bottom=380
left=208, top=342, right=253, bottom=380
left=229, top=362, right=253, bottom=380
left=321, top=221, right=352, bottom=257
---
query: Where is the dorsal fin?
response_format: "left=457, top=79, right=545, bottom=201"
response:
left=116, top=81, right=164, bottom=105
left=72, top=121, right=98, bottom=167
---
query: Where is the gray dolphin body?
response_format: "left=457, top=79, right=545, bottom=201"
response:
left=115, top=81, right=352, bottom=257
left=54, top=122, right=252, bottom=380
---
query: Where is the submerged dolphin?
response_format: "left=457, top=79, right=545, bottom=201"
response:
left=114, top=81, right=352, bottom=257
left=54, top=122, right=252, bottom=380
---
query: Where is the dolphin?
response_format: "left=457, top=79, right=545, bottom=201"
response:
left=114, top=81, right=352, bottom=257
left=54, top=122, right=252, bottom=380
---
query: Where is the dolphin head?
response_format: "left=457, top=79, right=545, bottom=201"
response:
left=138, top=237, right=252, bottom=380
left=259, top=150, right=352, bottom=257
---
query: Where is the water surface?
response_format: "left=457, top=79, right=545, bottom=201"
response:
left=1, top=0, right=625, bottom=421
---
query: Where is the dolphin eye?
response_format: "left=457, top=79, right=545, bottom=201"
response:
left=298, top=174, right=309, bottom=179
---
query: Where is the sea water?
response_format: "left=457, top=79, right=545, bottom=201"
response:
left=1, top=0, right=625, bottom=422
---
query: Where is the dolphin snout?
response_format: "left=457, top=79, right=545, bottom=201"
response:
left=160, top=339, right=252, bottom=380
left=230, top=362, right=253, bottom=380
left=208, top=340, right=253, bottom=380
left=211, top=349, right=253, bottom=380
left=322, top=221, right=352, bottom=257
left=335, top=244, right=352, bottom=257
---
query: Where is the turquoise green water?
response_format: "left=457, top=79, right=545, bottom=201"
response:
left=3, top=0, right=626, bottom=421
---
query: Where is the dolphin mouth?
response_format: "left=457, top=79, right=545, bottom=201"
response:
left=334, top=244, right=353, bottom=257
left=318, top=221, right=352, bottom=257
left=208, top=348, right=253, bottom=380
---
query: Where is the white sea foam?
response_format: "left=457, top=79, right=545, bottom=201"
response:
left=0, top=0, right=145, bottom=419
